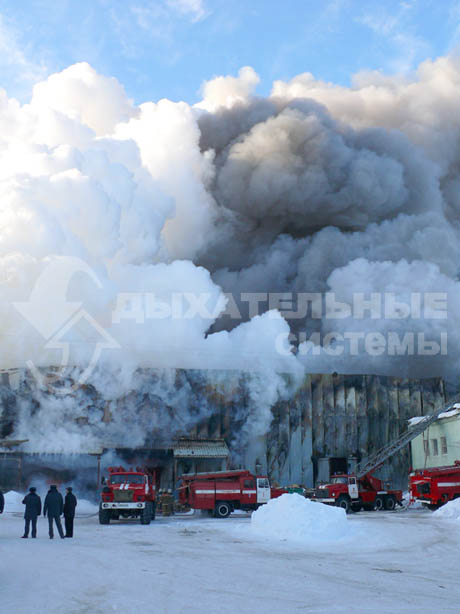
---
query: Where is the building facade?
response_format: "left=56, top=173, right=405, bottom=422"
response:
left=410, top=408, right=460, bottom=470
left=0, top=369, right=448, bottom=492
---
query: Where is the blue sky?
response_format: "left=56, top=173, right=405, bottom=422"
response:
left=1, top=0, right=460, bottom=104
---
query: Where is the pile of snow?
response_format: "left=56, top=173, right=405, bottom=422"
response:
left=437, top=408, right=460, bottom=420
left=408, top=406, right=460, bottom=427
left=4, top=491, right=25, bottom=513
left=402, top=492, right=424, bottom=509
left=433, top=498, right=460, bottom=521
left=251, top=493, right=352, bottom=543
left=408, top=416, right=427, bottom=427
left=76, top=499, right=98, bottom=515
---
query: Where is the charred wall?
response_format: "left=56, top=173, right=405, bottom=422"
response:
left=246, top=374, right=446, bottom=489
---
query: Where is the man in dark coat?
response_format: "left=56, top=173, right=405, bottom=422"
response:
left=63, top=486, right=77, bottom=538
left=22, top=487, right=42, bottom=538
left=43, top=484, right=64, bottom=539
left=0, top=489, right=4, bottom=514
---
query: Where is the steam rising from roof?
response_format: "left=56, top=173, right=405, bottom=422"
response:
left=1, top=57, right=460, bottom=451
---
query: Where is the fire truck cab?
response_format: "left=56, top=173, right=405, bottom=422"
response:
left=312, top=472, right=403, bottom=513
left=99, top=466, right=156, bottom=525
left=409, top=461, right=460, bottom=509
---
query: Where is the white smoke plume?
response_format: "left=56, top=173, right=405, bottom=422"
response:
left=0, top=62, right=300, bottom=452
left=2, top=57, right=460, bottom=452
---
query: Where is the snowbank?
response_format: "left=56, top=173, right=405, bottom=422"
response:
left=251, top=493, right=352, bottom=543
left=76, top=499, right=98, bottom=515
left=433, top=498, right=460, bottom=521
left=4, top=491, right=25, bottom=513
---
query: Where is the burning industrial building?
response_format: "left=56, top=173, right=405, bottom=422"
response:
left=1, top=57, right=459, bottom=493
left=0, top=366, right=447, bottom=493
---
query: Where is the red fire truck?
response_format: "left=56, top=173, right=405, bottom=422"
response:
left=409, top=461, right=460, bottom=509
left=312, top=394, right=460, bottom=513
left=178, top=469, right=287, bottom=518
left=312, top=472, right=403, bottom=512
left=99, top=466, right=156, bottom=525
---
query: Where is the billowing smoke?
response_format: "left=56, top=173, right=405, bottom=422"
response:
left=195, top=57, right=460, bottom=384
left=1, top=57, right=460, bottom=453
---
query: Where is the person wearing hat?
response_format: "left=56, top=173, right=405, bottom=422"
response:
left=22, top=487, right=42, bottom=538
left=63, top=486, right=77, bottom=538
left=43, top=485, right=64, bottom=539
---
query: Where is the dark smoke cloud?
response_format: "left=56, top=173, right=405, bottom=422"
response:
left=193, top=60, right=460, bottom=383
left=3, top=58, right=460, bottom=454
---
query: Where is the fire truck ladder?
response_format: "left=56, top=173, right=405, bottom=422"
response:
left=355, top=394, right=460, bottom=479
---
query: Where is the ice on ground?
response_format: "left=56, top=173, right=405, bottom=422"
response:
left=251, top=493, right=352, bottom=542
left=433, top=497, right=460, bottom=521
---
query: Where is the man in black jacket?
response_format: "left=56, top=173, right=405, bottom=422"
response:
left=0, top=489, right=4, bottom=515
left=22, top=487, right=42, bottom=538
left=63, top=486, right=77, bottom=538
left=43, top=485, right=64, bottom=539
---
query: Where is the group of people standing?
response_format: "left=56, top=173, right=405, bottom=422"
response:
left=21, top=485, right=77, bottom=539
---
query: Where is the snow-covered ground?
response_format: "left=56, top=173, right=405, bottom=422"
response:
left=1, top=495, right=458, bottom=614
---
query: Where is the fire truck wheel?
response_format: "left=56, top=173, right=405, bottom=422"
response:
left=374, top=496, right=385, bottom=511
left=336, top=496, right=351, bottom=513
left=351, top=503, right=362, bottom=512
left=384, top=496, right=396, bottom=511
left=140, top=502, right=153, bottom=525
left=214, top=502, right=232, bottom=518
left=99, top=505, right=111, bottom=525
